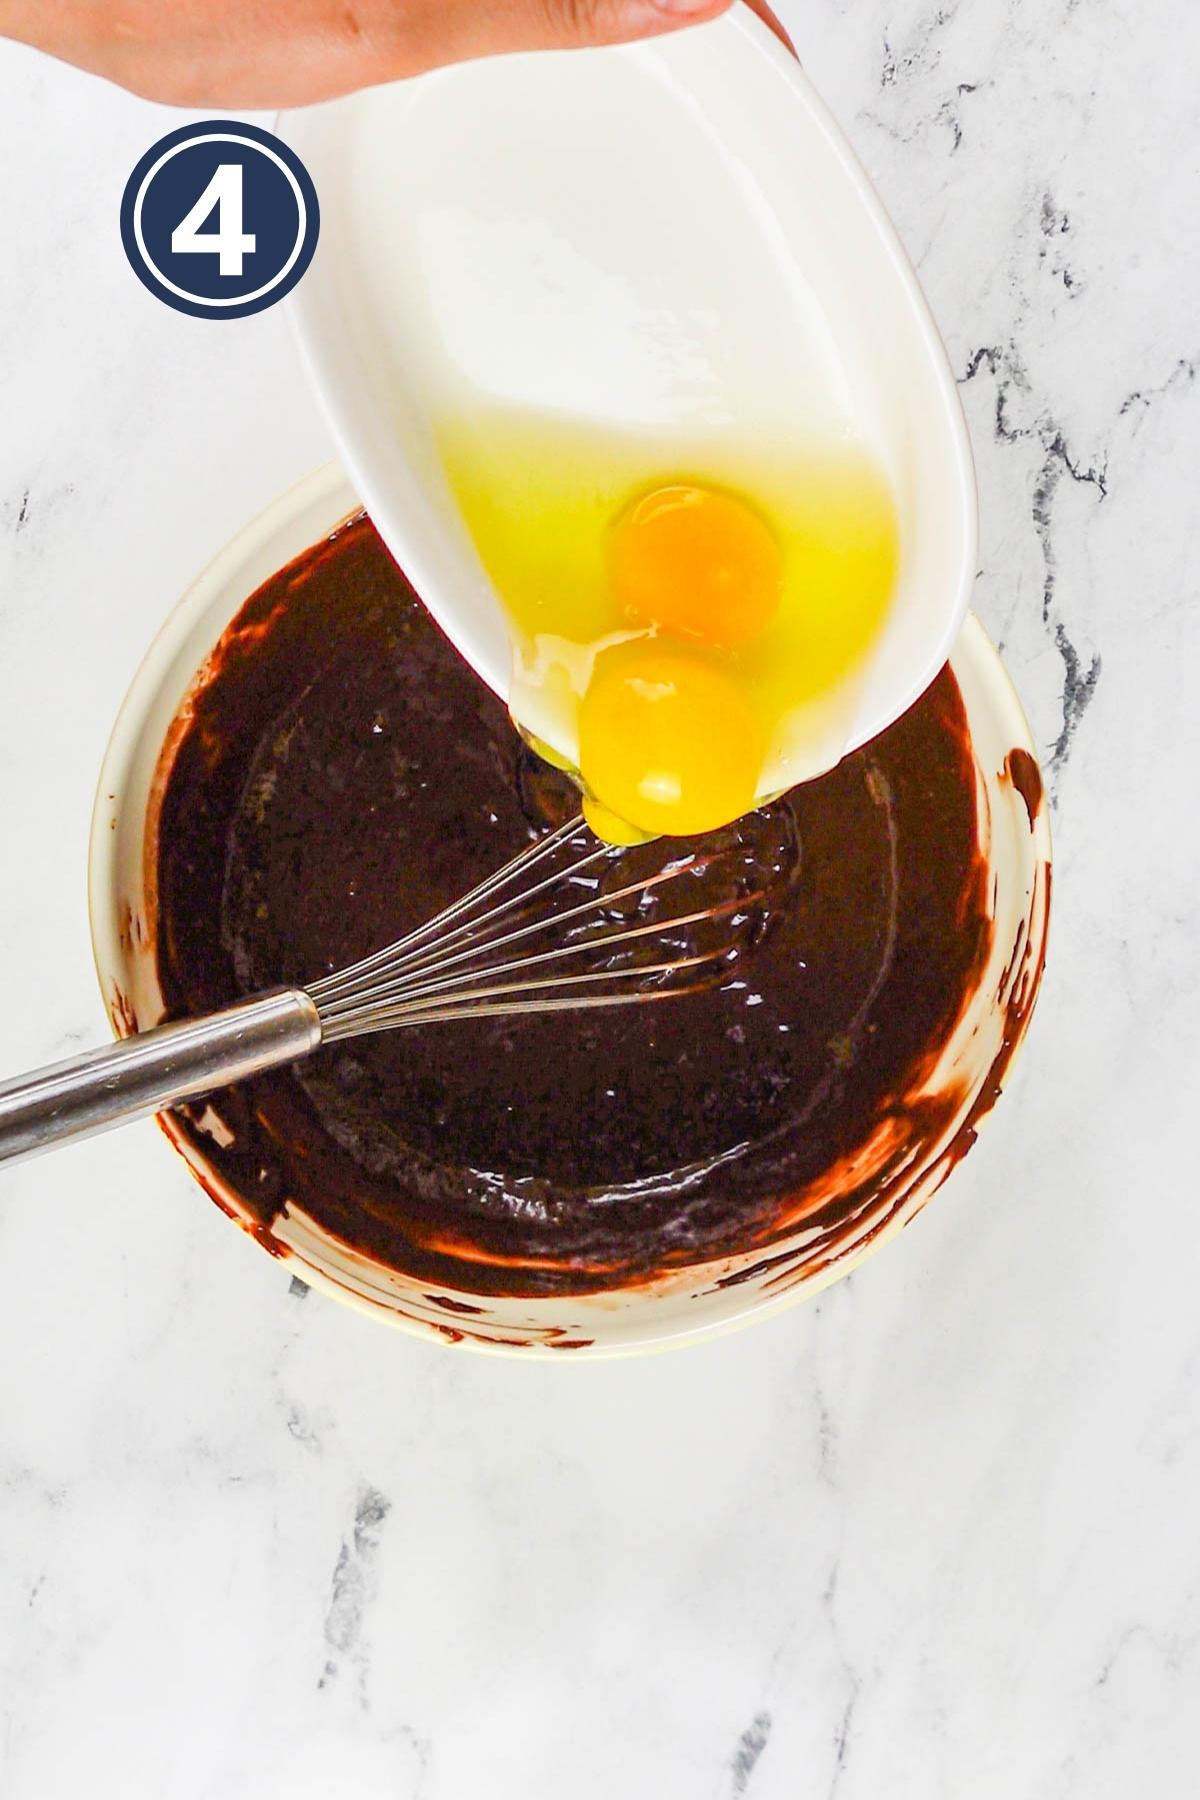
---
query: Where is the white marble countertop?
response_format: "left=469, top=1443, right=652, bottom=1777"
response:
left=2, top=3, right=1199, bottom=1794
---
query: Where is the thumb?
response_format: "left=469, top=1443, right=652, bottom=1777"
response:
left=535, top=0, right=732, bottom=45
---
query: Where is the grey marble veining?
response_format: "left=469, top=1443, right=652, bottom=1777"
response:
left=2, top=3, right=1199, bottom=1795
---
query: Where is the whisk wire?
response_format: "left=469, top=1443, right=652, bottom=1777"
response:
left=315, top=854, right=706, bottom=1021
left=309, top=815, right=593, bottom=1003
left=308, top=815, right=755, bottom=1038
left=317, top=899, right=748, bottom=1039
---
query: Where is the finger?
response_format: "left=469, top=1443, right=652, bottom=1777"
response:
left=739, top=0, right=798, bottom=58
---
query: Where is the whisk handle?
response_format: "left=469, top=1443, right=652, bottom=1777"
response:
left=0, top=989, right=322, bottom=1168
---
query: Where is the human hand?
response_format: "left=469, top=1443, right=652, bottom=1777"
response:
left=0, top=0, right=793, bottom=108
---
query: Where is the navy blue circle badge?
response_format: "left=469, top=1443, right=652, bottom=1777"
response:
left=120, top=120, right=319, bottom=319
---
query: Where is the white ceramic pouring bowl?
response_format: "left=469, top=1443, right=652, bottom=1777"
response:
left=90, top=465, right=1049, bottom=1359
left=283, top=3, right=977, bottom=794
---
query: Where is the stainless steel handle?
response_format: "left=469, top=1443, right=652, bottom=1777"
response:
left=0, top=989, right=322, bottom=1168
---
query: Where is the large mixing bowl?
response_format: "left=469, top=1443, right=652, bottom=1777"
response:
left=89, top=464, right=1051, bottom=1357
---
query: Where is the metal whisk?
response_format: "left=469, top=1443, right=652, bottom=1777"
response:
left=0, top=818, right=755, bottom=1167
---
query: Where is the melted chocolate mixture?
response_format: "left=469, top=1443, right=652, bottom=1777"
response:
left=154, top=516, right=991, bottom=1296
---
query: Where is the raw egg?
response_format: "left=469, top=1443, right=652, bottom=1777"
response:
left=579, top=640, right=764, bottom=838
left=438, top=408, right=899, bottom=841
left=608, top=484, right=783, bottom=649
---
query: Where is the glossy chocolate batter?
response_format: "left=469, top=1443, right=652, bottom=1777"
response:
left=153, top=514, right=993, bottom=1297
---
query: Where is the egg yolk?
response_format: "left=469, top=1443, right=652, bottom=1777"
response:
left=607, top=483, right=783, bottom=649
left=580, top=641, right=764, bottom=838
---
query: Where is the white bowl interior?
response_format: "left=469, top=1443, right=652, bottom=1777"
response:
left=284, top=4, right=977, bottom=791
left=90, top=465, right=1048, bottom=1358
